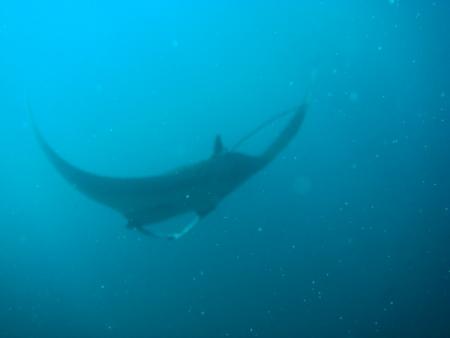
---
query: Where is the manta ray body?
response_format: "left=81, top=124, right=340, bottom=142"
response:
left=31, top=103, right=307, bottom=239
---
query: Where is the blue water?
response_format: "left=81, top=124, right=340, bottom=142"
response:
left=1, top=1, right=449, bottom=337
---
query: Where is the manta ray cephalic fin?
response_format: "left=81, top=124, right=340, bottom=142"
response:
left=167, top=215, right=201, bottom=240
left=130, top=216, right=201, bottom=240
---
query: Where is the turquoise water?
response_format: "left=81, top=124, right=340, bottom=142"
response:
left=1, top=1, right=449, bottom=337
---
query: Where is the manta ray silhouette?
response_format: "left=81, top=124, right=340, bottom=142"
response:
left=30, top=102, right=307, bottom=239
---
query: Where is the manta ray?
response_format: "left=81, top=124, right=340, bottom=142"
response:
left=31, top=102, right=307, bottom=239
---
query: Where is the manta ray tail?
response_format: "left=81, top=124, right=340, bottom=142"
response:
left=260, top=103, right=307, bottom=164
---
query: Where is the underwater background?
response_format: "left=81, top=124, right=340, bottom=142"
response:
left=0, top=1, right=449, bottom=337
